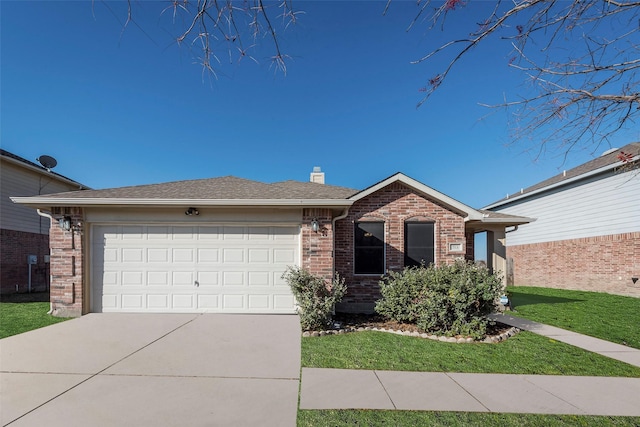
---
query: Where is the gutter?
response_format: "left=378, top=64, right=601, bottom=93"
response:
left=332, top=207, right=350, bottom=280
left=36, top=209, right=55, bottom=315
left=483, top=156, right=639, bottom=210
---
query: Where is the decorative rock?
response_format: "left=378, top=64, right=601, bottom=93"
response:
left=302, top=320, right=521, bottom=343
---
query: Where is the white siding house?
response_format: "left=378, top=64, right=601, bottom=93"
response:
left=485, top=143, right=640, bottom=297
left=0, top=150, right=87, bottom=294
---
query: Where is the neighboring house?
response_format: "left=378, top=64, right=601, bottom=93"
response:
left=12, top=170, right=532, bottom=316
left=0, top=150, right=88, bottom=295
left=484, top=142, right=640, bottom=297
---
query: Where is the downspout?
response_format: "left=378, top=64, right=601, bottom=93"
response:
left=506, top=225, right=519, bottom=233
left=36, top=209, right=55, bottom=315
left=331, top=207, right=350, bottom=279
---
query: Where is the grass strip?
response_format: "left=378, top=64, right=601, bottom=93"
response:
left=0, top=302, right=70, bottom=339
left=302, top=331, right=640, bottom=377
left=298, top=410, right=640, bottom=426
left=507, top=286, right=640, bottom=349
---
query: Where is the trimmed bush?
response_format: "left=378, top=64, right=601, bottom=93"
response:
left=375, top=261, right=502, bottom=339
left=283, top=266, right=347, bottom=331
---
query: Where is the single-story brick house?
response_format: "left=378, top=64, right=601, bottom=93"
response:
left=12, top=170, right=532, bottom=316
left=484, top=143, right=640, bottom=297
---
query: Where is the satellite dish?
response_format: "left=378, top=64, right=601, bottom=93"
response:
left=37, top=155, right=58, bottom=171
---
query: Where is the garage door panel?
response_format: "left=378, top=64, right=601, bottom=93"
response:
left=197, top=294, right=219, bottom=309
left=223, top=248, right=245, bottom=263
left=222, top=271, right=245, bottom=286
left=222, top=295, right=245, bottom=309
left=92, top=224, right=299, bottom=313
left=147, top=272, right=169, bottom=286
left=147, top=294, right=169, bottom=309
left=248, top=271, right=270, bottom=286
left=122, top=294, right=144, bottom=309
left=173, top=294, right=195, bottom=309
left=197, top=271, right=219, bottom=285
left=248, top=248, right=270, bottom=263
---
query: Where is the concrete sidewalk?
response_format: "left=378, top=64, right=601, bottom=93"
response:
left=488, top=313, right=640, bottom=368
left=299, top=317, right=640, bottom=415
left=299, top=368, right=640, bottom=415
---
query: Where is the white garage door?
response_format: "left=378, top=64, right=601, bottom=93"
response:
left=91, top=224, right=300, bottom=313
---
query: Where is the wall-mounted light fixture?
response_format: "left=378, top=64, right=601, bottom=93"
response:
left=58, top=216, right=72, bottom=231
left=311, top=218, right=320, bottom=233
left=185, top=207, right=200, bottom=216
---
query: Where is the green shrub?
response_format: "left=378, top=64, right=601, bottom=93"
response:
left=375, top=261, right=503, bottom=339
left=283, top=266, right=347, bottom=331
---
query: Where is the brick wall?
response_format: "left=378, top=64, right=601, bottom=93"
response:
left=508, top=232, right=640, bottom=297
left=334, top=182, right=466, bottom=311
left=0, top=228, right=50, bottom=294
left=301, top=208, right=334, bottom=281
left=49, top=207, right=85, bottom=317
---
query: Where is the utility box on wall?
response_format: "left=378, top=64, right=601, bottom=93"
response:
left=27, top=255, right=37, bottom=265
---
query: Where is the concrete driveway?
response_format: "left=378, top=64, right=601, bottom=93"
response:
left=0, top=314, right=301, bottom=426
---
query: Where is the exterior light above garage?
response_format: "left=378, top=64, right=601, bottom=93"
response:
left=185, top=207, right=199, bottom=216
left=311, top=218, right=320, bottom=233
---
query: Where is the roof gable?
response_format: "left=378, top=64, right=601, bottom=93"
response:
left=485, top=142, right=640, bottom=209
left=349, top=173, right=484, bottom=221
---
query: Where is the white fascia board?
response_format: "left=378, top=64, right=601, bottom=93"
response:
left=10, top=196, right=353, bottom=208
left=483, top=156, right=638, bottom=210
left=351, top=173, right=484, bottom=221
left=477, top=217, right=536, bottom=225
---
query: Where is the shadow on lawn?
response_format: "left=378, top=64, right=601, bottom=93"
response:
left=508, top=290, right=584, bottom=308
left=0, top=292, right=50, bottom=303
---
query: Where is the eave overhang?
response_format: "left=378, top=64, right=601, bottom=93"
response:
left=10, top=196, right=354, bottom=210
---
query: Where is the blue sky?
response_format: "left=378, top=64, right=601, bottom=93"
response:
left=2, top=0, right=637, bottom=210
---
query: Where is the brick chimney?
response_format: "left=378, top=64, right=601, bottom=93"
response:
left=310, top=166, right=325, bottom=184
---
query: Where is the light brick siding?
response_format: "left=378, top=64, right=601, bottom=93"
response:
left=334, top=182, right=466, bottom=311
left=507, top=232, right=640, bottom=297
left=0, top=229, right=50, bottom=294
left=49, top=207, right=85, bottom=317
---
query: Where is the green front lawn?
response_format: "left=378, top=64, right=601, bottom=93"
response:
left=507, top=286, right=640, bottom=349
left=298, top=410, right=640, bottom=426
left=302, top=330, right=640, bottom=377
left=0, top=302, right=71, bottom=339
left=300, top=287, right=640, bottom=425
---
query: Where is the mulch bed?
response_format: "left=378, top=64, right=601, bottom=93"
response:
left=332, top=312, right=513, bottom=337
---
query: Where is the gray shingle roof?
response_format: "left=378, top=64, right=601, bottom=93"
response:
left=41, top=176, right=357, bottom=200
left=487, top=142, right=639, bottom=207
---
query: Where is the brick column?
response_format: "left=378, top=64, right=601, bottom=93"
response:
left=301, top=208, right=334, bottom=282
left=49, top=207, right=84, bottom=317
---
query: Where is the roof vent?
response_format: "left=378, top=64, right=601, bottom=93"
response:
left=601, top=147, right=619, bottom=157
left=310, top=166, right=325, bottom=184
